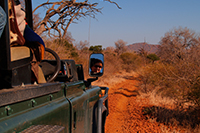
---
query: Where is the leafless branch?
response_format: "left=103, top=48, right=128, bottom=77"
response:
left=33, top=0, right=120, bottom=38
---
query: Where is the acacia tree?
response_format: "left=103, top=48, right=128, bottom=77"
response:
left=114, top=39, right=127, bottom=55
left=157, top=27, right=200, bottom=105
left=33, top=0, right=121, bottom=38
left=89, top=45, right=102, bottom=53
left=75, top=40, right=89, bottom=51
left=146, top=53, right=159, bottom=63
left=158, top=27, right=199, bottom=63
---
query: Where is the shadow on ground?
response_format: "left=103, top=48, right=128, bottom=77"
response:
left=113, top=88, right=139, bottom=97
left=142, top=105, right=200, bottom=129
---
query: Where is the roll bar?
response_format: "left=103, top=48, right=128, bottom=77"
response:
left=25, top=0, right=33, bottom=30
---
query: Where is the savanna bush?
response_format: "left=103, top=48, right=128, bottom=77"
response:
left=147, top=53, right=160, bottom=63
left=44, top=38, right=78, bottom=59
left=103, top=51, right=122, bottom=76
left=137, top=63, right=179, bottom=96
left=138, top=27, right=200, bottom=107
left=119, top=52, right=142, bottom=72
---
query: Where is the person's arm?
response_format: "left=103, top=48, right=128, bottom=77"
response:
left=14, top=3, right=26, bottom=36
left=0, top=6, right=6, bottom=37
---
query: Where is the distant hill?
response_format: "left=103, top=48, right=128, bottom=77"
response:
left=127, top=43, right=159, bottom=53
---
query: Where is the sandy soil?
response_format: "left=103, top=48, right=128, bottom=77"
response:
left=93, top=72, right=191, bottom=133
left=104, top=77, right=165, bottom=133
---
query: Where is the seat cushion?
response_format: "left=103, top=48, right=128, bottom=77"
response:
left=11, top=46, right=30, bottom=61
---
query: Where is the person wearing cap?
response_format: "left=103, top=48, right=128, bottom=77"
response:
left=13, top=0, right=46, bottom=83
left=14, top=0, right=45, bottom=49
left=90, top=58, right=103, bottom=74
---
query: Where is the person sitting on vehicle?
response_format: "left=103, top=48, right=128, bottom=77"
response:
left=90, top=58, right=103, bottom=75
left=11, top=0, right=46, bottom=83
left=14, top=0, right=45, bottom=49
left=0, top=6, right=6, bottom=37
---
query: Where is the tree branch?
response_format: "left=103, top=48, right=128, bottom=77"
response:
left=33, top=0, right=120, bottom=38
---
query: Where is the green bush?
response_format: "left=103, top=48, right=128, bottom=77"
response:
left=147, top=53, right=160, bottom=63
left=89, top=45, right=103, bottom=53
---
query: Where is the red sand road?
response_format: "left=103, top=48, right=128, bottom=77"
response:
left=105, top=78, right=164, bottom=133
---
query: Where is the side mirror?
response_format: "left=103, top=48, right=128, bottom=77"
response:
left=89, top=53, right=104, bottom=77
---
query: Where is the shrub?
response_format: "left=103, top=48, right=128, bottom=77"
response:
left=119, top=52, right=142, bottom=72
left=147, top=53, right=160, bottom=63
left=89, top=45, right=103, bottom=53
left=187, top=77, right=200, bottom=107
left=103, top=51, right=122, bottom=76
left=138, top=27, right=200, bottom=107
left=137, top=63, right=179, bottom=95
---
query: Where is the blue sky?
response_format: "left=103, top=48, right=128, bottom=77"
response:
left=33, top=0, right=200, bottom=48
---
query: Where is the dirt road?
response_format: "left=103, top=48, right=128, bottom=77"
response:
left=105, top=77, right=163, bottom=133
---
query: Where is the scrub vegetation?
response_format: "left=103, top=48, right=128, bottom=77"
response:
left=136, top=27, right=200, bottom=132
left=43, top=27, right=200, bottom=132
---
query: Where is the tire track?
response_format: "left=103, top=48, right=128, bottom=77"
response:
left=105, top=79, right=138, bottom=133
left=105, top=78, right=163, bottom=133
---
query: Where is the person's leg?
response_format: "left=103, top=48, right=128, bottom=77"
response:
left=24, top=25, right=45, bottom=60
left=24, top=25, right=45, bottom=47
left=0, top=6, right=6, bottom=37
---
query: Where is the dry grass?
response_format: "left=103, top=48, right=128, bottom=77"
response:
left=137, top=88, right=200, bottom=132
left=134, top=61, right=200, bottom=132
left=92, top=71, right=137, bottom=88
left=137, top=89, right=176, bottom=109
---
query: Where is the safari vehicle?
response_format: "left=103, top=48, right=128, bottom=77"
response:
left=0, top=0, right=109, bottom=132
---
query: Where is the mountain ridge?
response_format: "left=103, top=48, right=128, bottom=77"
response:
left=127, top=42, right=159, bottom=53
